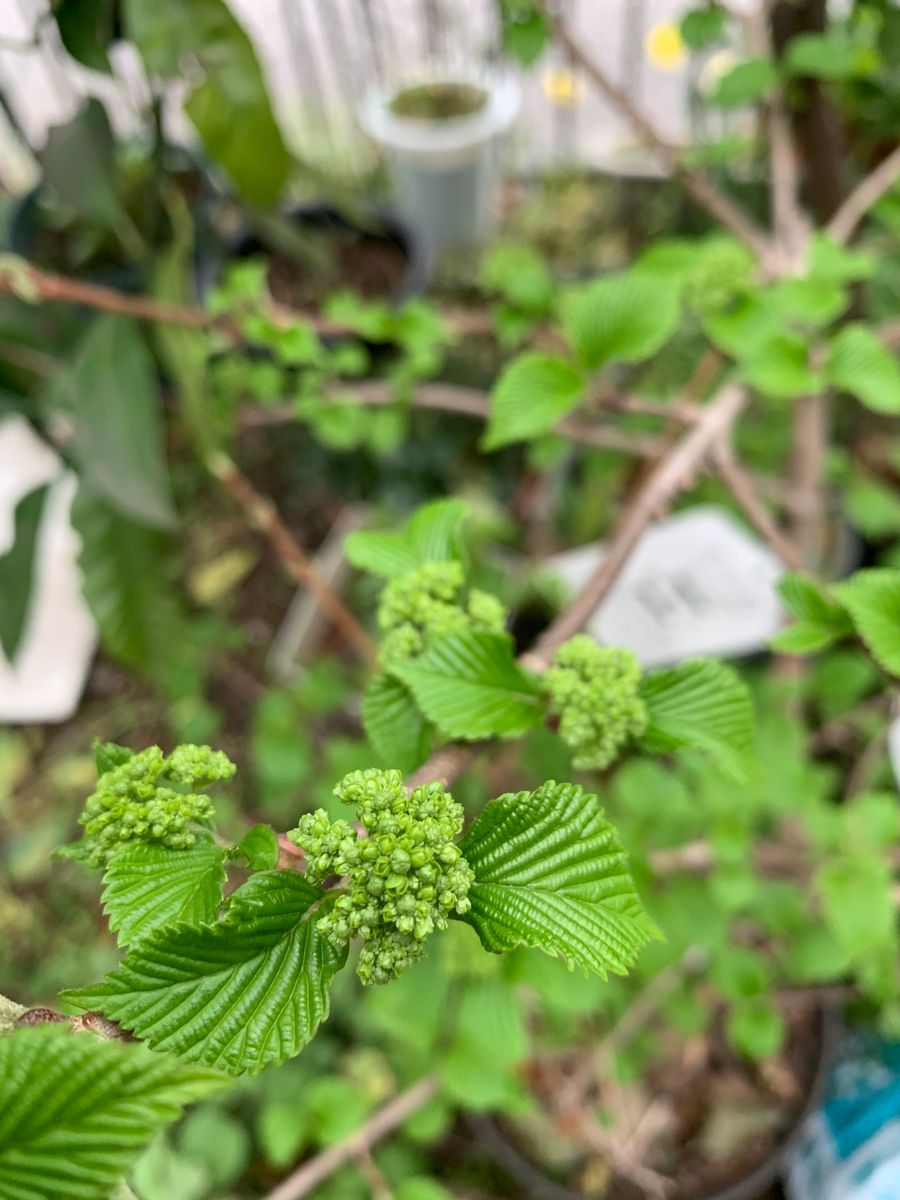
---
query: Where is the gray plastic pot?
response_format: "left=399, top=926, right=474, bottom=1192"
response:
left=359, top=72, right=520, bottom=253
left=470, top=1002, right=841, bottom=1200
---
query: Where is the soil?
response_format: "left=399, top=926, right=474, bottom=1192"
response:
left=264, top=232, right=409, bottom=307
left=492, top=996, right=829, bottom=1200
left=389, top=81, right=488, bottom=120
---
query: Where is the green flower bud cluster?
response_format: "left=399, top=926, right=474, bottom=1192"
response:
left=290, top=768, right=474, bottom=985
left=377, top=561, right=506, bottom=670
left=78, top=745, right=234, bottom=866
left=544, top=636, right=648, bottom=771
left=686, top=239, right=755, bottom=317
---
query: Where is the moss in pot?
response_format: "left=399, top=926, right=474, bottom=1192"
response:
left=360, top=72, right=520, bottom=252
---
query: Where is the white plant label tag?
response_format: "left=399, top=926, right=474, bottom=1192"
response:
left=0, top=416, right=97, bottom=722
left=548, top=506, right=786, bottom=668
left=888, top=716, right=900, bottom=791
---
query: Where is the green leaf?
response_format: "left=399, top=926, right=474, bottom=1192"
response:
left=0, top=1024, right=224, bottom=1200
left=362, top=674, right=433, bottom=774
left=785, top=30, right=878, bottom=80
left=124, top=0, right=289, bottom=206
left=738, top=332, right=821, bottom=399
left=0, top=483, right=49, bottom=664
left=770, top=572, right=852, bottom=654
left=680, top=7, right=728, bottom=50
left=440, top=978, right=527, bottom=1109
left=846, top=474, right=900, bottom=539
left=502, top=9, right=550, bottom=65
left=769, top=623, right=840, bottom=655
left=816, top=852, right=895, bottom=957
left=233, top=824, right=279, bottom=871
left=394, top=630, right=543, bottom=740
left=561, top=273, right=680, bottom=371
left=459, top=780, right=658, bottom=976
left=94, top=740, right=134, bottom=777
left=64, top=870, right=346, bottom=1074
left=825, top=324, right=900, bottom=415
left=726, top=996, right=785, bottom=1060
left=833, top=569, right=900, bottom=676
left=71, top=488, right=182, bottom=676
left=481, top=244, right=554, bottom=316
left=482, top=353, right=584, bottom=450
left=64, top=315, right=176, bottom=529
left=703, top=294, right=779, bottom=358
left=39, top=101, right=132, bottom=237
left=345, top=499, right=468, bottom=579
left=101, top=843, right=227, bottom=946
left=53, top=0, right=115, bottom=71
left=709, top=58, right=778, bottom=107
left=638, top=659, right=754, bottom=781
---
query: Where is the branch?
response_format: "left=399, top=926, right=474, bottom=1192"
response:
left=264, top=1076, right=439, bottom=1200
left=712, top=439, right=804, bottom=570
left=788, top=393, right=828, bottom=566
left=523, top=382, right=747, bottom=666
left=205, top=451, right=377, bottom=664
left=826, top=143, right=900, bottom=245
left=538, top=4, right=775, bottom=265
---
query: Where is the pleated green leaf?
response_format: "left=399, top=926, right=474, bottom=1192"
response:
left=394, top=629, right=544, bottom=740
left=459, top=781, right=659, bottom=977
left=833, top=569, right=900, bottom=677
left=638, top=659, right=754, bottom=781
left=0, top=1024, right=224, bottom=1200
left=482, top=352, right=584, bottom=449
left=101, top=843, right=227, bottom=947
left=561, top=272, right=680, bottom=370
left=64, top=871, right=346, bottom=1075
left=826, top=323, right=900, bottom=415
left=362, top=673, right=434, bottom=773
left=345, top=498, right=468, bottom=579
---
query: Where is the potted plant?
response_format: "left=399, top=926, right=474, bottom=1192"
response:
left=359, top=70, right=521, bottom=252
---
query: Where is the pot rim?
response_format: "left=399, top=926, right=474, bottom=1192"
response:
left=359, top=71, right=520, bottom=157
left=470, top=1000, right=842, bottom=1200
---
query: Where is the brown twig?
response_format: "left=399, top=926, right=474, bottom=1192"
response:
left=826, top=143, right=900, bottom=244
left=242, top=383, right=672, bottom=461
left=206, top=450, right=377, bottom=663
left=788, top=393, right=828, bottom=567
left=523, top=382, right=747, bottom=668
left=712, top=439, right=804, bottom=570
left=538, top=3, right=775, bottom=265
left=264, top=1075, right=439, bottom=1200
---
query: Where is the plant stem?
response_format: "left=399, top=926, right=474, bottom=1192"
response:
left=537, top=2, right=775, bottom=266
left=264, top=1075, right=439, bottom=1200
left=205, top=450, right=377, bottom=663
left=826, top=143, right=900, bottom=244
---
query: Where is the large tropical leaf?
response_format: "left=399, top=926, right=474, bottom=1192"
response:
left=70, top=487, right=182, bottom=675
left=65, top=314, right=176, bottom=530
left=459, top=780, right=658, bottom=976
left=64, top=871, right=346, bottom=1074
left=0, top=1024, right=223, bottom=1200
left=0, top=483, right=49, bottom=664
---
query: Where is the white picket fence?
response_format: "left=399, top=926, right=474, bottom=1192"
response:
left=0, top=0, right=757, bottom=193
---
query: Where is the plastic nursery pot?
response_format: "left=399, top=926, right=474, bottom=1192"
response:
left=469, top=1003, right=841, bottom=1200
left=359, top=72, right=521, bottom=253
left=197, top=202, right=432, bottom=311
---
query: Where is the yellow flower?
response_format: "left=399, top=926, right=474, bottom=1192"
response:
left=542, top=66, right=585, bottom=106
left=646, top=22, right=687, bottom=71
